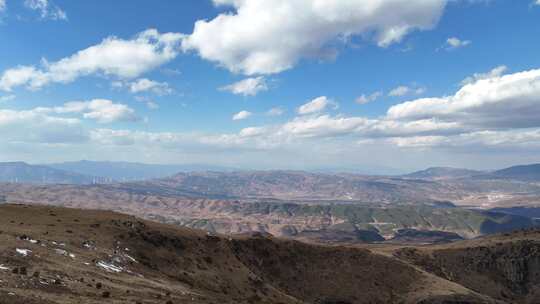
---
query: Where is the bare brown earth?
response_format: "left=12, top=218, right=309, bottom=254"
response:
left=150, top=171, right=540, bottom=208
left=0, top=204, right=501, bottom=304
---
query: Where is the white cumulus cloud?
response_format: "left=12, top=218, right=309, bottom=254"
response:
left=220, top=77, right=268, bottom=96
left=127, top=78, right=172, bottom=95
left=0, top=29, right=183, bottom=92
left=60, top=99, right=138, bottom=124
left=239, top=126, right=268, bottom=138
left=215, top=66, right=540, bottom=153
left=0, top=109, right=87, bottom=143
left=182, top=0, right=447, bottom=75
left=297, top=96, right=338, bottom=115
left=34, top=99, right=138, bottom=124
left=445, top=37, right=471, bottom=50
left=281, top=115, right=368, bottom=138
left=460, top=65, right=507, bottom=86
left=232, top=110, right=252, bottom=121
left=387, top=68, right=540, bottom=130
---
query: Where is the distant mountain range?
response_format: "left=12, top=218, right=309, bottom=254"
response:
left=1, top=161, right=540, bottom=246
left=139, top=170, right=463, bottom=202
left=491, top=163, right=540, bottom=180
left=0, top=162, right=95, bottom=184
left=403, top=166, right=485, bottom=180
left=0, top=161, right=235, bottom=184
left=1, top=160, right=539, bottom=185
left=46, top=160, right=235, bottom=181
left=404, top=164, right=540, bottom=182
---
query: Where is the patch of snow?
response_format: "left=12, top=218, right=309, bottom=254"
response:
left=54, top=248, right=76, bottom=259
left=97, top=261, right=123, bottom=273
left=16, top=248, right=31, bottom=256
left=124, top=254, right=137, bottom=263
left=126, top=269, right=144, bottom=278
left=54, top=249, right=68, bottom=256
left=82, top=241, right=96, bottom=249
left=0, top=264, right=9, bottom=271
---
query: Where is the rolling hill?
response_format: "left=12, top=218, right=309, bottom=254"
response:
left=0, top=204, right=507, bottom=303
left=403, top=167, right=484, bottom=180
left=491, top=164, right=540, bottom=181
left=1, top=183, right=538, bottom=242
left=140, top=170, right=469, bottom=202
left=393, top=228, right=540, bottom=303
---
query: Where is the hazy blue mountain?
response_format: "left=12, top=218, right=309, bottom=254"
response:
left=0, top=162, right=95, bottom=184
left=47, top=160, right=235, bottom=181
left=491, top=163, right=540, bottom=180
left=403, top=167, right=484, bottom=180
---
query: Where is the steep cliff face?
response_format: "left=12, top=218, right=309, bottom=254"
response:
left=395, top=232, right=540, bottom=303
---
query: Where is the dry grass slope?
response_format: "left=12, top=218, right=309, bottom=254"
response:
left=0, top=204, right=500, bottom=303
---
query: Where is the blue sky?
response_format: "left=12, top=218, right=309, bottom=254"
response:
left=0, top=0, right=540, bottom=173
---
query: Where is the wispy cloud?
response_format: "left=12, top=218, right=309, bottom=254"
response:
left=388, top=85, right=425, bottom=97
left=0, top=94, right=15, bottom=103
left=135, top=96, right=159, bottom=110
left=356, top=91, right=382, bottom=104
left=114, top=78, right=173, bottom=95
left=24, top=0, right=67, bottom=21
left=266, top=107, right=285, bottom=116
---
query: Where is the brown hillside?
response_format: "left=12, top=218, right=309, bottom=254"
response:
left=0, top=204, right=497, bottom=304
left=395, top=229, right=540, bottom=303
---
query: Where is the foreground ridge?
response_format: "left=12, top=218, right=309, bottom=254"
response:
left=0, top=204, right=523, bottom=303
